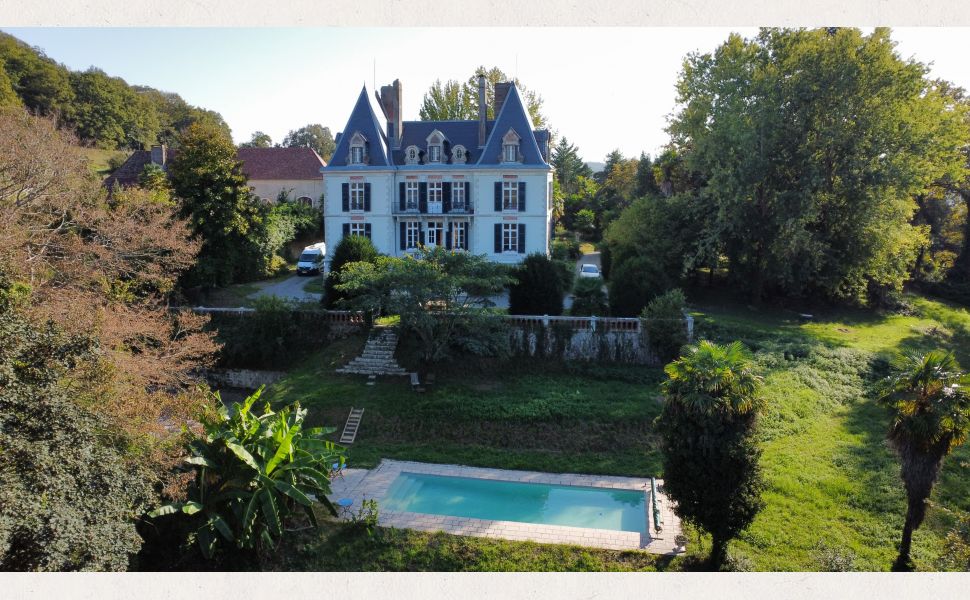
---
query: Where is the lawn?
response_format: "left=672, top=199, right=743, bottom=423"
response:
left=261, top=291, right=970, bottom=571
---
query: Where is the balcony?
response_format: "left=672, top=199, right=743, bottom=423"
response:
left=392, top=204, right=475, bottom=215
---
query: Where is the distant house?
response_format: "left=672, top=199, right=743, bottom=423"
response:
left=105, top=145, right=326, bottom=208
left=323, top=77, right=553, bottom=269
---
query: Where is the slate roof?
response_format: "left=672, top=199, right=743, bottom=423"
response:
left=327, top=86, right=390, bottom=167
left=477, top=84, right=545, bottom=166
left=237, top=147, right=326, bottom=180
left=327, top=81, right=550, bottom=169
left=104, top=150, right=155, bottom=189
left=104, top=147, right=325, bottom=189
left=391, top=119, right=492, bottom=165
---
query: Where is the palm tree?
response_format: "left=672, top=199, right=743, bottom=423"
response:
left=659, top=340, right=765, bottom=569
left=880, top=350, right=970, bottom=571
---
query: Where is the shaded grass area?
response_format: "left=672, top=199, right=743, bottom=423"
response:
left=276, top=523, right=678, bottom=572
left=261, top=292, right=970, bottom=571
left=266, top=335, right=665, bottom=478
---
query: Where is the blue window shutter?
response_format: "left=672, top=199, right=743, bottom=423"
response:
left=364, top=223, right=372, bottom=239
left=494, top=182, right=502, bottom=211
left=419, top=182, right=428, bottom=213
left=364, top=183, right=371, bottom=211
left=400, top=222, right=406, bottom=250
left=494, top=224, right=501, bottom=253
left=419, top=223, right=425, bottom=246
left=342, top=223, right=350, bottom=238
left=465, top=182, right=471, bottom=211
left=518, top=223, right=526, bottom=253
left=399, top=182, right=406, bottom=211
left=442, top=182, right=452, bottom=213
left=446, top=222, right=452, bottom=250
left=341, top=183, right=349, bottom=212
left=518, top=181, right=526, bottom=212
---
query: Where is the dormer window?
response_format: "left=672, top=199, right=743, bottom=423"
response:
left=426, top=130, right=446, bottom=164
left=404, top=145, right=420, bottom=165
left=501, top=129, right=521, bottom=163
left=452, top=145, right=467, bottom=164
left=349, top=132, right=367, bottom=165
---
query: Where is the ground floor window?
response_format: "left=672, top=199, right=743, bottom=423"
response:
left=350, top=222, right=367, bottom=237
left=298, top=196, right=313, bottom=207
left=405, top=221, right=420, bottom=249
left=426, top=221, right=444, bottom=247
left=452, top=222, right=467, bottom=250
left=502, top=223, right=518, bottom=252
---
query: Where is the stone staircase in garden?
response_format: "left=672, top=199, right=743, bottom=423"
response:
left=336, top=327, right=407, bottom=376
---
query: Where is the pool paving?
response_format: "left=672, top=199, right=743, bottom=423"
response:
left=329, top=459, right=684, bottom=554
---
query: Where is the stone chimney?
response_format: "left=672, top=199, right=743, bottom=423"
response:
left=378, top=80, right=404, bottom=149
left=477, top=75, right=487, bottom=148
left=494, top=82, right=512, bottom=118
left=150, top=144, right=167, bottom=167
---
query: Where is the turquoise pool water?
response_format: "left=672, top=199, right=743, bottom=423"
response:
left=382, top=472, right=646, bottom=533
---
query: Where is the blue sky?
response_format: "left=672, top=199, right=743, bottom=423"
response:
left=4, top=27, right=969, bottom=162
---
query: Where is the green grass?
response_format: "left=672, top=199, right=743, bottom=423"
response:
left=261, top=292, right=970, bottom=571
left=265, top=335, right=664, bottom=477
left=277, top=524, right=679, bottom=571
left=79, top=146, right=128, bottom=178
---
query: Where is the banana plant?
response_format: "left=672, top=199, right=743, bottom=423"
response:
left=149, top=386, right=345, bottom=558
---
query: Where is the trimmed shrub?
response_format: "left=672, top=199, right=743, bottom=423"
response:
left=553, top=259, right=576, bottom=295
left=570, top=277, right=608, bottom=316
left=641, top=288, right=687, bottom=363
left=508, top=253, right=564, bottom=316
left=323, top=235, right=378, bottom=309
left=607, top=254, right=675, bottom=317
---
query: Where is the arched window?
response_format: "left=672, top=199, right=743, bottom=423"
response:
left=501, top=129, right=521, bottom=163
left=452, top=145, right=468, bottom=164
left=426, top=130, right=446, bottom=163
left=349, top=132, right=367, bottom=165
left=297, top=196, right=313, bottom=207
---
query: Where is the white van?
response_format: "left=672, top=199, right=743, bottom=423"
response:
left=296, top=242, right=326, bottom=276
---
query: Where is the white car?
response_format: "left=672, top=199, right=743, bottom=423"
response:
left=579, top=264, right=601, bottom=278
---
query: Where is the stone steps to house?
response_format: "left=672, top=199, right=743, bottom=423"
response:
left=336, top=327, right=407, bottom=377
left=339, top=407, right=364, bottom=444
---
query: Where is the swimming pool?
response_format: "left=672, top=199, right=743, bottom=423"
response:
left=382, top=471, right=647, bottom=533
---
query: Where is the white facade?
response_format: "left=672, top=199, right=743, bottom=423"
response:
left=323, top=167, right=553, bottom=270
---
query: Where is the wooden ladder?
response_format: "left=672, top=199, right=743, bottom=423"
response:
left=339, top=407, right=364, bottom=445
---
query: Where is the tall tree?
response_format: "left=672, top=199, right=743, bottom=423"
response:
left=635, top=152, right=661, bottom=198
left=337, top=247, right=511, bottom=375
left=658, top=340, right=765, bottom=569
left=169, top=121, right=269, bottom=287
left=417, top=67, right=548, bottom=129
left=551, top=137, right=592, bottom=195
left=68, top=68, right=160, bottom=149
left=0, top=32, right=74, bottom=117
left=419, top=79, right=474, bottom=121
left=879, top=350, right=970, bottom=571
left=282, top=124, right=335, bottom=161
left=240, top=130, right=273, bottom=148
left=0, top=60, right=21, bottom=108
left=669, top=28, right=970, bottom=304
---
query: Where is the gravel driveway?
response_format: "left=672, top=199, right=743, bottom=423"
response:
left=248, top=274, right=322, bottom=303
